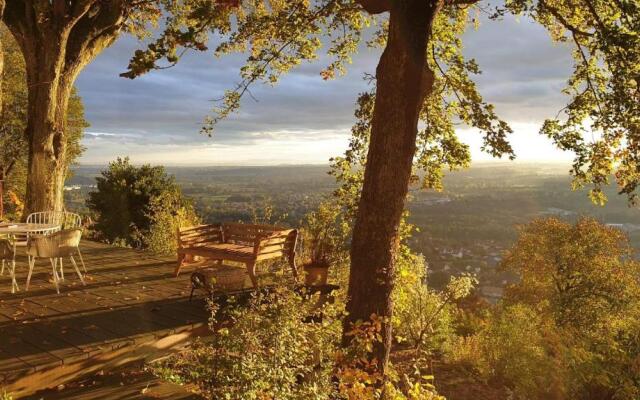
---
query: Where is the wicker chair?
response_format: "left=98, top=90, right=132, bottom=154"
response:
left=26, top=229, right=86, bottom=294
left=25, top=211, right=86, bottom=278
left=0, top=238, right=19, bottom=293
left=27, top=211, right=82, bottom=229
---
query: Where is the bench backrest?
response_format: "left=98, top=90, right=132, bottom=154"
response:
left=178, top=224, right=223, bottom=248
left=222, top=223, right=283, bottom=244
left=178, top=222, right=298, bottom=258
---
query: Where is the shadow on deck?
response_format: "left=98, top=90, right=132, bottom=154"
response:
left=0, top=241, right=210, bottom=398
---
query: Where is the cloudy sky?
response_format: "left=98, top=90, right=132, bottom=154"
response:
left=76, top=10, right=576, bottom=166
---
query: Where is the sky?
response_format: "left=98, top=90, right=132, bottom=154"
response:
left=76, top=9, right=576, bottom=166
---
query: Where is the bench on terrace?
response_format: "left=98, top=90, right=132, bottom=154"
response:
left=176, top=222, right=299, bottom=288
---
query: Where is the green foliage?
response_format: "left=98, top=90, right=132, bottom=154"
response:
left=476, top=304, right=563, bottom=399
left=502, top=217, right=640, bottom=329
left=87, top=157, right=199, bottom=252
left=146, top=189, right=200, bottom=254
left=458, top=218, right=640, bottom=400
left=155, top=287, right=445, bottom=400
left=394, top=251, right=476, bottom=353
left=501, top=0, right=640, bottom=204
left=155, top=287, right=343, bottom=399
left=0, top=27, right=87, bottom=218
left=301, top=199, right=350, bottom=268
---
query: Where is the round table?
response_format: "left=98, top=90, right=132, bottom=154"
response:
left=0, top=223, right=61, bottom=235
left=0, top=223, right=61, bottom=293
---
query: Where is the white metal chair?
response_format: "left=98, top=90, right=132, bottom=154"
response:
left=0, top=237, right=19, bottom=293
left=26, top=210, right=82, bottom=230
left=26, top=229, right=86, bottom=294
left=26, top=211, right=86, bottom=278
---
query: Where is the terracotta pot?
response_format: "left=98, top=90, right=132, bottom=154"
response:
left=304, top=264, right=329, bottom=286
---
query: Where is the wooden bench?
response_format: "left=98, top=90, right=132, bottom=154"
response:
left=176, top=222, right=299, bottom=287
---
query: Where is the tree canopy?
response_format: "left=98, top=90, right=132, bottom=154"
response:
left=126, top=0, right=639, bottom=203
left=120, top=0, right=640, bottom=371
left=490, top=217, right=640, bottom=398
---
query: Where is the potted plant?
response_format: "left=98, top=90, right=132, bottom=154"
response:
left=301, top=202, right=346, bottom=286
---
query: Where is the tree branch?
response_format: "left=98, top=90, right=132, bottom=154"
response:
left=355, top=0, right=391, bottom=14
left=539, top=0, right=594, bottom=37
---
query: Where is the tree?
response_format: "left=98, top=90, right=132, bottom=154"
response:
left=0, top=0, right=164, bottom=214
left=123, top=0, right=640, bottom=372
left=0, top=26, right=87, bottom=219
left=484, top=217, right=640, bottom=399
left=502, top=217, right=640, bottom=332
left=87, top=157, right=198, bottom=251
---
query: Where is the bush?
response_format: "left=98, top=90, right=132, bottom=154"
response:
left=145, top=189, right=200, bottom=254
left=155, top=287, right=343, bottom=399
left=393, top=250, right=475, bottom=354
left=455, top=218, right=640, bottom=400
left=300, top=199, right=350, bottom=268
left=477, top=305, right=564, bottom=399
left=153, top=286, right=445, bottom=400
left=87, top=158, right=199, bottom=252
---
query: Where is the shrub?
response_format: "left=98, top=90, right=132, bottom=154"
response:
left=146, top=189, right=199, bottom=254
left=476, top=305, right=565, bottom=399
left=154, top=286, right=445, bottom=400
left=154, top=287, right=343, bottom=399
left=394, top=250, right=475, bottom=354
left=456, top=218, right=640, bottom=400
left=87, top=157, right=199, bottom=252
left=300, top=199, right=350, bottom=268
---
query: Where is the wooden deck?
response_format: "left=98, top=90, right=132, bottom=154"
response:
left=0, top=241, right=210, bottom=398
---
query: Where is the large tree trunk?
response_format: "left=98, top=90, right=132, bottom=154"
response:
left=24, top=52, right=72, bottom=214
left=3, top=0, right=125, bottom=216
left=344, top=0, right=439, bottom=372
left=0, top=1, right=5, bottom=219
left=0, top=18, right=4, bottom=219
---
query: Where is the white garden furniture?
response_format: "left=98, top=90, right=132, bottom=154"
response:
left=26, top=228, right=86, bottom=294
left=26, top=211, right=86, bottom=278
left=0, top=237, right=19, bottom=293
left=0, top=222, right=60, bottom=293
left=0, top=211, right=86, bottom=294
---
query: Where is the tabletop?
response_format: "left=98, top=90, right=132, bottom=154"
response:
left=0, top=223, right=61, bottom=234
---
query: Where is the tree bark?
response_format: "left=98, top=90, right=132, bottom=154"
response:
left=3, top=0, right=125, bottom=216
left=344, top=0, right=440, bottom=372
left=22, top=40, right=73, bottom=213
left=0, top=1, right=5, bottom=219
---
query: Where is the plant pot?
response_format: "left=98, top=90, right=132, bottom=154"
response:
left=303, top=264, right=329, bottom=287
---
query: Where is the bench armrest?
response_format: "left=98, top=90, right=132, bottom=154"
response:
left=253, top=229, right=298, bottom=257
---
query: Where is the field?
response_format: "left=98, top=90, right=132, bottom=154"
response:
left=66, top=163, right=640, bottom=297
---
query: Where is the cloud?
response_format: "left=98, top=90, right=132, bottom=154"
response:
left=75, top=10, right=577, bottom=165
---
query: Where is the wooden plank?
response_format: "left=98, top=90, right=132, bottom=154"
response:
left=0, top=325, right=62, bottom=371
left=0, top=241, right=211, bottom=395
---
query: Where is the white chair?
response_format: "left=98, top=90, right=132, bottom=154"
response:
left=26, top=229, right=86, bottom=294
left=0, top=238, right=19, bottom=293
left=26, top=210, right=82, bottom=230
left=26, top=211, right=86, bottom=278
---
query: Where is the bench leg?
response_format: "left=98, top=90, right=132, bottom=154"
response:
left=175, top=253, right=187, bottom=277
left=246, top=261, right=258, bottom=288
